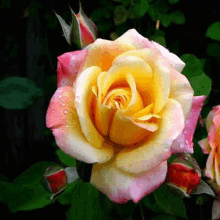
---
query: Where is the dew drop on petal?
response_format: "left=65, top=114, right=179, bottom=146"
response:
left=186, top=139, right=189, bottom=145
left=62, top=103, right=65, bottom=106
left=59, top=95, right=63, bottom=98
left=64, top=109, right=68, bottom=115
left=180, top=143, right=184, bottom=149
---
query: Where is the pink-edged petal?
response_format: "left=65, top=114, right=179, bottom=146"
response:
left=171, top=96, right=206, bottom=154
left=198, top=138, right=211, bottom=154
left=46, top=86, right=114, bottom=163
left=151, top=41, right=185, bottom=72
left=206, top=105, right=220, bottom=132
left=90, top=159, right=167, bottom=204
left=115, top=99, right=184, bottom=174
left=75, top=66, right=105, bottom=148
left=169, top=68, right=194, bottom=120
left=115, top=29, right=152, bottom=49
left=205, top=149, right=215, bottom=179
left=57, top=50, right=87, bottom=87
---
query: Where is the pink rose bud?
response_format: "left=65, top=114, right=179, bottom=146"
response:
left=55, top=2, right=97, bottom=48
left=43, top=165, right=67, bottom=195
left=166, top=154, right=201, bottom=197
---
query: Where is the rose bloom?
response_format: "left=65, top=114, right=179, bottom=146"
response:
left=199, top=105, right=220, bottom=195
left=46, top=29, right=206, bottom=203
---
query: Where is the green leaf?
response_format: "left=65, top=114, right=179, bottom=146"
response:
left=206, top=21, right=220, bottom=41
left=142, top=184, right=187, bottom=218
left=1, top=161, right=57, bottom=212
left=0, top=77, right=43, bottom=109
left=91, top=8, right=105, bottom=22
left=97, top=20, right=112, bottom=32
left=114, top=5, right=129, bottom=25
left=207, top=43, right=220, bottom=58
left=56, top=150, right=76, bottom=167
left=160, top=14, right=172, bottom=27
left=133, top=0, right=149, bottom=18
left=189, top=73, right=212, bottom=97
left=168, top=154, right=179, bottom=163
left=171, top=11, right=185, bottom=25
left=67, top=182, right=111, bottom=220
left=113, top=201, right=137, bottom=218
left=168, top=0, right=180, bottom=5
left=55, top=12, right=71, bottom=45
left=181, top=54, right=204, bottom=78
left=58, top=180, right=78, bottom=205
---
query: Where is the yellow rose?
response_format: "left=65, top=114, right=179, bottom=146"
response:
left=46, top=29, right=205, bottom=203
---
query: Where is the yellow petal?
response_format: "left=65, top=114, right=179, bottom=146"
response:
left=79, top=39, right=135, bottom=73
left=152, top=58, right=170, bottom=114
left=93, top=90, right=115, bottom=136
left=101, top=55, right=153, bottom=106
left=97, top=71, right=107, bottom=102
left=109, top=110, right=151, bottom=146
left=115, top=99, right=185, bottom=173
left=169, top=68, right=194, bottom=120
left=132, top=103, right=153, bottom=118
left=136, top=114, right=161, bottom=121
left=46, top=86, right=114, bottom=163
left=116, top=48, right=170, bottom=111
left=75, top=66, right=104, bottom=148
left=122, top=73, right=144, bottom=116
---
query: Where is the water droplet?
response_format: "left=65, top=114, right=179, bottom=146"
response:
left=61, top=103, right=65, bottom=106
left=52, top=110, right=55, bottom=113
left=180, top=143, right=184, bottom=149
left=59, top=95, right=62, bottom=98
left=64, top=109, right=68, bottom=115
left=186, top=139, right=189, bottom=144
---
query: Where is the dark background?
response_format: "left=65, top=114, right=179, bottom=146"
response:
left=1, top=0, right=220, bottom=219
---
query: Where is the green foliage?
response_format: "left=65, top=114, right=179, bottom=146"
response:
left=56, top=149, right=77, bottom=167
left=142, top=184, right=187, bottom=218
left=150, top=215, right=178, bottom=220
left=170, top=11, right=185, bottom=25
left=66, top=182, right=113, bottom=220
left=168, top=0, right=180, bottom=5
left=0, top=77, right=43, bottom=109
left=206, top=21, right=220, bottom=41
left=0, top=161, right=57, bottom=212
left=206, top=43, right=220, bottom=59
left=181, top=54, right=212, bottom=98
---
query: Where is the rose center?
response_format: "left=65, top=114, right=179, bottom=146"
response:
left=102, top=87, right=131, bottom=110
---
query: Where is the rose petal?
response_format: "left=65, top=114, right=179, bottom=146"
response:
left=101, top=55, right=153, bottom=106
left=75, top=66, right=105, bottom=148
left=109, top=110, right=151, bottom=146
left=198, top=138, right=211, bottom=154
left=151, top=41, right=186, bottom=72
left=169, top=68, right=194, bottom=120
left=152, top=57, right=170, bottom=114
left=116, top=99, right=184, bottom=173
left=205, top=149, right=215, bottom=179
left=79, top=39, right=135, bottom=73
left=206, top=105, right=220, bottom=132
left=115, top=29, right=152, bottom=49
left=46, top=86, right=114, bottom=163
left=171, top=96, right=206, bottom=154
left=90, top=159, right=167, bottom=204
left=115, top=48, right=170, bottom=111
left=57, top=50, right=87, bottom=87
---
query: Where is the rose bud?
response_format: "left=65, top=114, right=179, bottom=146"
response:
left=166, top=154, right=201, bottom=197
left=43, top=165, right=67, bottom=195
left=55, top=2, right=97, bottom=48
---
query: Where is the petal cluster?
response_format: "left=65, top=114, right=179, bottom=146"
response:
left=198, top=105, right=220, bottom=193
left=46, top=29, right=205, bottom=203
